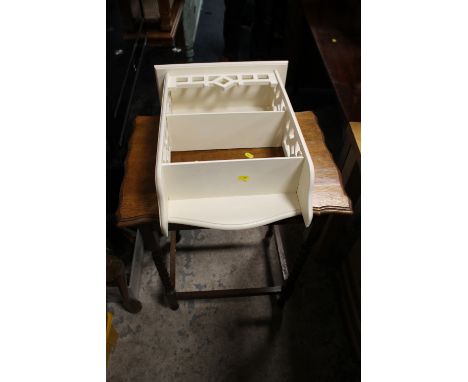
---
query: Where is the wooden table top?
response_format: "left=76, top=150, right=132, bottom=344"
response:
left=116, top=111, right=352, bottom=228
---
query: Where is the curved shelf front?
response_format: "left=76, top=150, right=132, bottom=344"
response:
left=168, top=193, right=301, bottom=230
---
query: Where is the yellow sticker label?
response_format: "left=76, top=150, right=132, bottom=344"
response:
left=238, top=176, right=249, bottom=182
left=244, top=152, right=254, bottom=159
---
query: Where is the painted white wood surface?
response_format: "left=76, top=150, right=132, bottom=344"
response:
left=155, top=61, right=288, bottom=99
left=167, top=72, right=278, bottom=91
left=154, top=61, right=314, bottom=236
left=273, top=69, right=315, bottom=227
left=156, top=76, right=170, bottom=234
left=163, top=157, right=303, bottom=199
left=169, top=85, right=276, bottom=113
left=167, top=111, right=285, bottom=151
left=168, top=193, right=301, bottom=230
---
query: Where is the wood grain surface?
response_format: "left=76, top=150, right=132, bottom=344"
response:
left=116, top=111, right=352, bottom=227
left=172, top=147, right=284, bottom=162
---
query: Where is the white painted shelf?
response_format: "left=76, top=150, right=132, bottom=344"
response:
left=155, top=61, right=315, bottom=236
left=168, top=193, right=301, bottom=230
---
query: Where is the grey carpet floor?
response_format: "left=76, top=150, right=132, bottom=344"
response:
left=107, top=226, right=359, bottom=381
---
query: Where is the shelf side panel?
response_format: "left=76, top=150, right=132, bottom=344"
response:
left=274, top=70, right=315, bottom=226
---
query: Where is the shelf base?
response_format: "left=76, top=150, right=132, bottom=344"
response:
left=168, top=193, right=301, bottom=230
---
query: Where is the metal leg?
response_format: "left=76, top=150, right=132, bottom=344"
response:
left=278, top=217, right=326, bottom=306
left=139, top=224, right=179, bottom=310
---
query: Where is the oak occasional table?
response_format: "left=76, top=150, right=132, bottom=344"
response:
left=116, top=111, right=352, bottom=310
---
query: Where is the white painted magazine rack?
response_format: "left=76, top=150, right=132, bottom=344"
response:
left=155, top=61, right=315, bottom=236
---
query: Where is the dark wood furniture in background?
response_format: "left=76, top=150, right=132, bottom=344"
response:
left=115, top=111, right=352, bottom=310
left=297, top=0, right=361, bottom=357
left=119, top=0, right=185, bottom=47
left=338, top=121, right=361, bottom=357
left=118, top=0, right=204, bottom=61
left=302, top=0, right=360, bottom=122
left=287, top=0, right=361, bottom=226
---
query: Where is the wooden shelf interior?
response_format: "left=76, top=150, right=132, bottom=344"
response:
left=171, top=147, right=284, bottom=163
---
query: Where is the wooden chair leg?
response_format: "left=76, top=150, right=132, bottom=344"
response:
left=139, top=224, right=179, bottom=310
left=107, top=254, right=142, bottom=313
